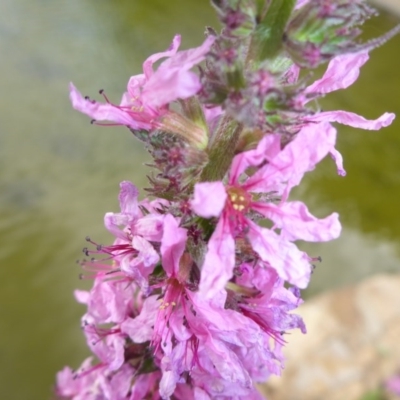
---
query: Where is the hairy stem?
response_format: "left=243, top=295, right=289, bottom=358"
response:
left=200, top=115, right=243, bottom=182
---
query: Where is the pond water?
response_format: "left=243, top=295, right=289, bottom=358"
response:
left=0, top=1, right=399, bottom=398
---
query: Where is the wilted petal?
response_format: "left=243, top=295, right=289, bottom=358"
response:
left=191, top=182, right=227, bottom=218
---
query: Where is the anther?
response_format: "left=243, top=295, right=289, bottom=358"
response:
left=99, top=89, right=104, bottom=94
left=86, top=236, right=91, bottom=242
left=90, top=119, right=96, bottom=124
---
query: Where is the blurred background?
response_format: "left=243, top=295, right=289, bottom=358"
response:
left=0, top=1, right=399, bottom=398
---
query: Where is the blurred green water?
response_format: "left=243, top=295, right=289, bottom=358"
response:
left=0, top=1, right=399, bottom=398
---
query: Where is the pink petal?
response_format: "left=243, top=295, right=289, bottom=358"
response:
left=69, top=82, right=147, bottom=129
left=330, top=147, right=346, bottom=176
left=229, top=134, right=282, bottom=184
left=253, top=201, right=341, bottom=242
left=199, top=216, right=235, bottom=298
left=131, top=235, right=159, bottom=268
left=142, top=36, right=215, bottom=108
left=104, top=212, right=130, bottom=239
left=191, top=182, right=227, bottom=218
left=247, top=222, right=311, bottom=288
left=120, top=295, right=159, bottom=343
left=244, top=122, right=337, bottom=195
left=133, top=214, right=165, bottom=241
left=309, top=110, right=395, bottom=130
left=159, top=370, right=178, bottom=400
left=142, top=35, right=181, bottom=78
left=161, top=214, right=187, bottom=276
left=74, top=289, right=89, bottom=304
left=305, top=52, right=369, bottom=96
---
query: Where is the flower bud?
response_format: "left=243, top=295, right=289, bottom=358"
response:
left=284, top=0, right=377, bottom=67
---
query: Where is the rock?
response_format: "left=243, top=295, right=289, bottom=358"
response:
left=260, top=274, right=400, bottom=400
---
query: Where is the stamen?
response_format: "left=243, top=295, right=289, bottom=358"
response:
left=99, top=89, right=112, bottom=104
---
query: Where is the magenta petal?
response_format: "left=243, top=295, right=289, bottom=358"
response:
left=159, top=370, right=178, bottom=400
left=191, top=182, right=227, bottom=218
left=142, top=36, right=215, bottom=108
left=247, top=223, right=311, bottom=288
left=310, top=110, right=395, bottom=130
left=74, top=290, right=89, bottom=304
left=229, top=134, right=281, bottom=184
left=161, top=214, right=187, bottom=276
left=120, top=295, right=159, bottom=343
left=133, top=214, right=165, bottom=241
left=131, top=235, right=159, bottom=268
left=142, top=35, right=181, bottom=78
left=199, top=217, right=235, bottom=298
left=245, top=122, right=337, bottom=195
left=306, top=52, right=369, bottom=95
left=104, top=212, right=130, bottom=239
left=330, top=147, right=346, bottom=176
left=254, top=201, right=341, bottom=242
left=69, top=82, right=142, bottom=128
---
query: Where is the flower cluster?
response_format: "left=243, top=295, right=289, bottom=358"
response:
left=56, top=1, right=396, bottom=399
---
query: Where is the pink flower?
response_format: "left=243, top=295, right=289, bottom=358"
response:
left=304, top=52, right=395, bottom=131
left=101, top=181, right=165, bottom=290
left=75, top=278, right=135, bottom=325
left=69, top=34, right=215, bottom=130
left=191, top=122, right=341, bottom=295
left=56, top=358, right=134, bottom=400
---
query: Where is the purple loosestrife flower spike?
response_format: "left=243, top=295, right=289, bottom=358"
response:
left=57, top=0, right=398, bottom=398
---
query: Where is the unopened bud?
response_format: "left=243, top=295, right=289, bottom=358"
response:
left=284, top=0, right=377, bottom=68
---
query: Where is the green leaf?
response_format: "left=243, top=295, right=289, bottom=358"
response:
left=251, top=0, right=296, bottom=61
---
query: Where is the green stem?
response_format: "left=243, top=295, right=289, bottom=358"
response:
left=200, top=115, right=243, bottom=182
